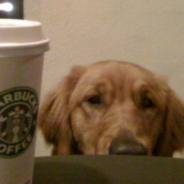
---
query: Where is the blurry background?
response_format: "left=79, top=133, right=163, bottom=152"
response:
left=23, top=0, right=184, bottom=157
left=0, top=0, right=23, bottom=18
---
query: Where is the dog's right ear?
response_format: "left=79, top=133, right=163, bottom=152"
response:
left=38, top=65, right=86, bottom=154
left=153, top=88, right=184, bottom=156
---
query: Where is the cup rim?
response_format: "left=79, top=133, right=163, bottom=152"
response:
left=0, top=19, right=41, bottom=28
left=0, top=39, right=49, bottom=49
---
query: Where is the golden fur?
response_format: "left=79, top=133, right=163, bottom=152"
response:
left=39, top=61, right=184, bottom=156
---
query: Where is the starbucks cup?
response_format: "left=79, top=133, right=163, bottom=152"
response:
left=0, top=19, right=49, bottom=184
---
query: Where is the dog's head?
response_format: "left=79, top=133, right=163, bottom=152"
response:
left=39, top=61, right=184, bottom=156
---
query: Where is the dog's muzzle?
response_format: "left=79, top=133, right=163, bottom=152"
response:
left=109, top=132, right=147, bottom=155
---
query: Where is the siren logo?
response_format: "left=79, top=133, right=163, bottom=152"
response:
left=0, top=87, right=38, bottom=158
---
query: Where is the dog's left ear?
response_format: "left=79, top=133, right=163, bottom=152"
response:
left=38, top=65, right=86, bottom=155
left=154, top=89, right=184, bottom=156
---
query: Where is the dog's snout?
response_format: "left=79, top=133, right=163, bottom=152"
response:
left=109, top=139, right=147, bottom=155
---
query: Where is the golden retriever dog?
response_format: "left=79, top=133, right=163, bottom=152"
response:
left=39, top=61, right=184, bottom=156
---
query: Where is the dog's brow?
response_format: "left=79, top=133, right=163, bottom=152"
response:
left=131, top=81, right=147, bottom=95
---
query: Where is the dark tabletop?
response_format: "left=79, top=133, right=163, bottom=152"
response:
left=33, top=155, right=184, bottom=184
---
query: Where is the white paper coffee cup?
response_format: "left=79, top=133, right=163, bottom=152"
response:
left=0, top=19, right=49, bottom=184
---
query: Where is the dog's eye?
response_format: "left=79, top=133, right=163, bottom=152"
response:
left=87, top=95, right=101, bottom=105
left=142, top=97, right=156, bottom=109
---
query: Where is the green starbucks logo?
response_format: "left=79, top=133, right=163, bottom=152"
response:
left=0, top=87, right=38, bottom=158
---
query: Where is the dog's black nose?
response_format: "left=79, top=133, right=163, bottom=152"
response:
left=109, top=139, right=147, bottom=155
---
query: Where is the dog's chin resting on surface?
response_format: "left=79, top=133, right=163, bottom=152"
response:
left=39, top=61, right=184, bottom=156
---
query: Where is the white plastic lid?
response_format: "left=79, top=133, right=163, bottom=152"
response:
left=0, top=19, right=49, bottom=57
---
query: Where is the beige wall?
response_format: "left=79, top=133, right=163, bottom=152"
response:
left=25, top=0, right=184, bottom=157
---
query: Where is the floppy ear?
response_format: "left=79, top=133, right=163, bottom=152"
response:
left=154, top=89, right=184, bottom=156
left=38, top=65, right=86, bottom=155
